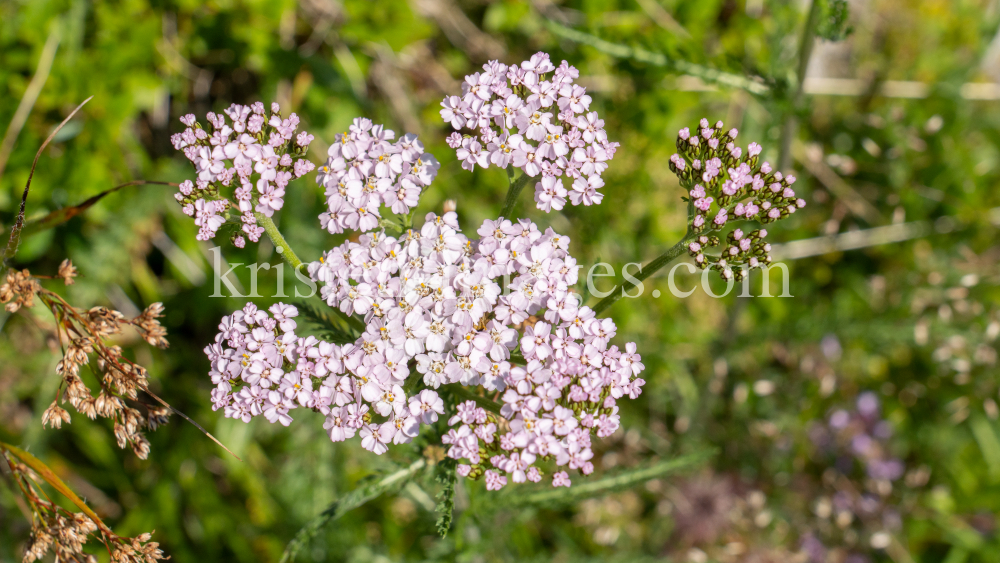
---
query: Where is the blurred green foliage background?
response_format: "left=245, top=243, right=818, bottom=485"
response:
left=3, top=0, right=1000, bottom=561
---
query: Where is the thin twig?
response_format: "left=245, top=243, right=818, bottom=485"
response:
left=14, top=180, right=180, bottom=237
left=142, top=388, right=243, bottom=462
left=368, top=43, right=424, bottom=135
left=0, top=454, right=35, bottom=522
left=769, top=220, right=934, bottom=261
left=2, top=96, right=93, bottom=277
left=634, top=0, right=691, bottom=39
left=410, top=0, right=505, bottom=60
left=792, top=142, right=881, bottom=224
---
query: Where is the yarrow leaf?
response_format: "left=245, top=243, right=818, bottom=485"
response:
left=280, top=458, right=427, bottom=563
left=434, top=458, right=458, bottom=537
left=543, top=20, right=772, bottom=96
left=817, top=0, right=853, bottom=42
left=296, top=300, right=357, bottom=344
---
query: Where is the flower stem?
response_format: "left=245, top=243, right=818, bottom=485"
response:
left=778, top=0, right=821, bottom=171
left=256, top=212, right=303, bottom=270
left=590, top=231, right=699, bottom=316
left=498, top=172, right=533, bottom=220
left=255, top=212, right=366, bottom=334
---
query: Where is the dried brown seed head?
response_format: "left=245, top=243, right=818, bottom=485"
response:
left=146, top=406, right=171, bottom=431
left=1, top=269, right=41, bottom=312
left=41, top=402, right=71, bottom=429
left=57, top=259, right=78, bottom=285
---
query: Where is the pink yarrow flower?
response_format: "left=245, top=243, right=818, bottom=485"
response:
left=440, top=52, right=616, bottom=212
left=172, top=101, right=314, bottom=247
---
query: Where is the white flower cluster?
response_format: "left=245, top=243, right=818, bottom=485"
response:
left=205, top=302, right=448, bottom=454
left=314, top=118, right=440, bottom=234
left=200, top=103, right=647, bottom=490
left=440, top=52, right=619, bottom=213
left=297, top=210, right=645, bottom=489
left=171, top=102, right=316, bottom=247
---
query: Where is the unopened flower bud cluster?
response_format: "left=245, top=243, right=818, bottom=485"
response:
left=668, top=118, right=806, bottom=279
left=440, top=52, right=619, bottom=212
left=686, top=228, right=772, bottom=282
left=171, top=102, right=316, bottom=247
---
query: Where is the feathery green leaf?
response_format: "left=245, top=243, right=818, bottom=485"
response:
left=296, top=300, right=357, bottom=344
left=434, top=458, right=458, bottom=537
left=280, top=458, right=427, bottom=563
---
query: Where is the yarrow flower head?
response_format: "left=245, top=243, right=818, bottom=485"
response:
left=303, top=214, right=645, bottom=488
left=668, top=118, right=806, bottom=281
left=206, top=123, right=643, bottom=489
left=315, top=118, right=440, bottom=234
left=171, top=102, right=316, bottom=247
left=440, top=52, right=618, bottom=212
left=204, top=106, right=646, bottom=490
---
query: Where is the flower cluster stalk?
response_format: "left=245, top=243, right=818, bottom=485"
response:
left=256, top=211, right=366, bottom=334
left=256, top=212, right=302, bottom=269
left=590, top=233, right=698, bottom=315
left=498, top=172, right=533, bottom=219
left=779, top=0, right=822, bottom=171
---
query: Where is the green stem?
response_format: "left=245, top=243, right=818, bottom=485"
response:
left=590, top=231, right=699, bottom=316
left=255, top=212, right=365, bottom=334
left=378, top=216, right=404, bottom=235
left=1, top=442, right=112, bottom=535
left=498, top=173, right=534, bottom=220
left=544, top=20, right=771, bottom=96
left=778, top=0, right=822, bottom=171
left=590, top=190, right=778, bottom=316
left=256, top=212, right=302, bottom=269
left=794, top=1, right=822, bottom=101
